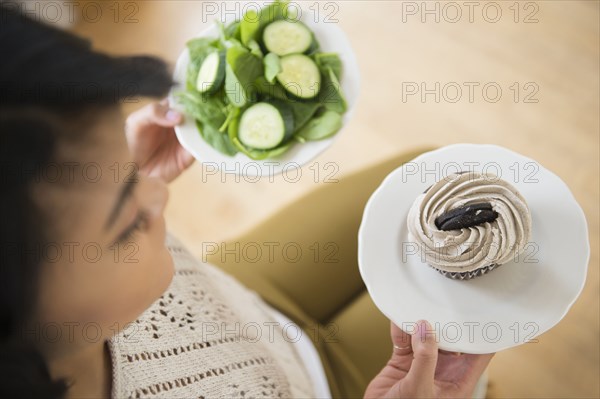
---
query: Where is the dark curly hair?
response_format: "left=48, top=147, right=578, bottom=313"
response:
left=0, top=5, right=172, bottom=397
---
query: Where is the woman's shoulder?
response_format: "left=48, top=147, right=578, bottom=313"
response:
left=108, top=233, right=315, bottom=398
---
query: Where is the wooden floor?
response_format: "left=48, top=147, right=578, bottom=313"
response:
left=69, top=1, right=599, bottom=397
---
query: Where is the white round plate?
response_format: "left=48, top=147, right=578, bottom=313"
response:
left=358, top=144, right=590, bottom=354
left=169, top=10, right=360, bottom=177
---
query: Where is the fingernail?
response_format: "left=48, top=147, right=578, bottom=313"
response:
left=166, top=109, right=181, bottom=121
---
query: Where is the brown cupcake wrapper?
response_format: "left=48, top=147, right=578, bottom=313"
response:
left=429, top=263, right=500, bottom=280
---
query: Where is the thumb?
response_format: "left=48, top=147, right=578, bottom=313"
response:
left=406, top=320, right=438, bottom=387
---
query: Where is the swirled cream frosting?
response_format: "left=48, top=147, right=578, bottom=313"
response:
left=406, top=171, right=532, bottom=279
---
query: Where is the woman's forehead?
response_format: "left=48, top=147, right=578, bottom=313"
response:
left=30, top=111, right=132, bottom=232
left=52, top=109, right=130, bottom=179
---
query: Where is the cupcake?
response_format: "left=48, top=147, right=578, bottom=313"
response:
left=406, top=171, right=532, bottom=280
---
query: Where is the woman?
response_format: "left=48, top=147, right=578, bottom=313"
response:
left=0, top=7, right=493, bottom=398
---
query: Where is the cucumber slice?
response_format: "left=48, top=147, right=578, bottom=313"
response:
left=263, top=20, right=313, bottom=56
left=238, top=102, right=294, bottom=150
left=277, top=54, right=321, bottom=99
left=196, top=51, right=225, bottom=94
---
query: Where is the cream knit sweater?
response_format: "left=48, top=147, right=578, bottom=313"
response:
left=108, top=234, right=315, bottom=398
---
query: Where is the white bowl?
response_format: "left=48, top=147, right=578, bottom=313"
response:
left=169, top=9, right=360, bottom=177
left=358, top=144, right=590, bottom=354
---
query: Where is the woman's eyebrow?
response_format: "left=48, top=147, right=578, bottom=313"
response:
left=105, top=173, right=139, bottom=230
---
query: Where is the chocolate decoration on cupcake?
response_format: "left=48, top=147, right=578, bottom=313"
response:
left=406, top=171, right=532, bottom=280
left=434, top=203, right=499, bottom=231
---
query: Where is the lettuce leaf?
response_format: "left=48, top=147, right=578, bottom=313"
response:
left=175, top=91, right=237, bottom=156
left=319, top=66, right=347, bottom=113
left=288, top=101, right=321, bottom=131
left=295, top=109, right=342, bottom=141
left=225, top=46, right=263, bottom=107
left=263, top=52, right=281, bottom=83
left=315, top=53, right=342, bottom=80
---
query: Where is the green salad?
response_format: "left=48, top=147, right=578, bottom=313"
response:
left=175, top=0, right=347, bottom=160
